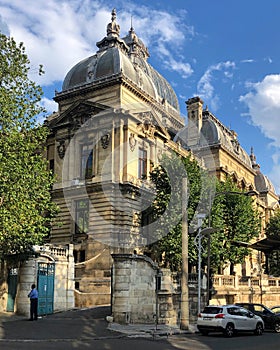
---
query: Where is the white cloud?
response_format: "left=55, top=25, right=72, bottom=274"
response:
left=239, top=74, right=280, bottom=146
left=41, top=97, right=58, bottom=115
left=264, top=56, right=273, bottom=64
left=197, top=61, right=236, bottom=111
left=0, top=14, right=9, bottom=35
left=0, top=0, right=194, bottom=87
left=240, top=74, right=280, bottom=193
left=268, top=161, right=280, bottom=194
left=0, top=0, right=109, bottom=85
left=241, top=59, right=254, bottom=63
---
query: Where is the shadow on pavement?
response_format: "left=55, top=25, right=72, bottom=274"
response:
left=0, top=306, right=121, bottom=341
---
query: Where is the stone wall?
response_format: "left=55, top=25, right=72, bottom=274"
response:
left=111, top=254, right=209, bottom=326
left=211, top=274, right=280, bottom=307
left=1, top=244, right=75, bottom=316
left=111, top=254, right=158, bottom=324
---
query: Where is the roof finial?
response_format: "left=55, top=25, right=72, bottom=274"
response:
left=107, top=8, right=120, bottom=37
left=250, top=147, right=257, bottom=164
left=129, top=15, right=135, bottom=35
left=111, top=8, right=117, bottom=21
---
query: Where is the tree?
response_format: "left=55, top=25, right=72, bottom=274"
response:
left=208, top=178, right=260, bottom=273
left=147, top=153, right=260, bottom=274
left=265, top=210, right=280, bottom=276
left=266, top=209, right=280, bottom=239
left=146, top=152, right=209, bottom=271
left=0, top=34, right=57, bottom=262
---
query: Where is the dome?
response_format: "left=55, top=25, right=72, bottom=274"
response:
left=255, top=172, right=276, bottom=193
left=174, top=109, right=252, bottom=168
left=62, top=9, right=179, bottom=113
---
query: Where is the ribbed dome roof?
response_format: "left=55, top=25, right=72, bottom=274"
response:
left=255, top=172, right=276, bottom=193
left=250, top=148, right=276, bottom=193
left=174, top=109, right=252, bottom=168
left=62, top=9, right=179, bottom=113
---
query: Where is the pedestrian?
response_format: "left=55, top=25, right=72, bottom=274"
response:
left=28, top=283, right=38, bottom=321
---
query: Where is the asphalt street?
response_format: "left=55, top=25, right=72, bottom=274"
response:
left=1, top=306, right=280, bottom=350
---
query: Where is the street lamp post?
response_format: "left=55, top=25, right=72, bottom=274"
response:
left=180, top=177, right=189, bottom=330
left=196, top=214, right=205, bottom=315
left=196, top=223, right=216, bottom=314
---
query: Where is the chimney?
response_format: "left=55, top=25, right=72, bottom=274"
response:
left=186, top=97, right=204, bottom=147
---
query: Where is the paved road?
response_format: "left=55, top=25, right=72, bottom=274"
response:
left=1, top=307, right=280, bottom=349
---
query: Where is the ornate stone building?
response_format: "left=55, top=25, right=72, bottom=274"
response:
left=45, top=10, right=279, bottom=309
left=46, top=9, right=188, bottom=307
left=176, top=96, right=279, bottom=277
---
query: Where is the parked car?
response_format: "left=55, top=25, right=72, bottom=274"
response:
left=235, top=303, right=280, bottom=333
left=197, top=305, right=264, bottom=337
left=271, top=306, right=280, bottom=314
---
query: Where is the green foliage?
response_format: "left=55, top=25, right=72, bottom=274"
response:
left=148, top=154, right=260, bottom=273
left=0, top=34, right=58, bottom=262
left=265, top=210, right=280, bottom=276
left=208, top=178, right=260, bottom=272
left=147, top=152, right=209, bottom=271
left=266, top=209, right=280, bottom=238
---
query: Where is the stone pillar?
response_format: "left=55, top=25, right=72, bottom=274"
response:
left=16, top=259, right=37, bottom=316
left=66, top=244, right=75, bottom=309
left=111, top=254, right=158, bottom=324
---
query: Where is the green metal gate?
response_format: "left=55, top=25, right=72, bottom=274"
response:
left=6, top=268, right=18, bottom=312
left=37, top=262, right=55, bottom=315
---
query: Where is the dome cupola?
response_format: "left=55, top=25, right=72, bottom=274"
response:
left=61, top=9, right=180, bottom=114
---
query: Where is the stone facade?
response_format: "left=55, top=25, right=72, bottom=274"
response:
left=43, top=10, right=279, bottom=314
left=45, top=10, right=189, bottom=308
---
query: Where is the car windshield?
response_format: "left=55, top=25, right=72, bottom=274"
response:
left=202, top=307, right=223, bottom=314
left=254, top=304, right=273, bottom=314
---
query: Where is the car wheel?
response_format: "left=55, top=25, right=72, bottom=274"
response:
left=274, top=322, right=280, bottom=333
left=223, top=323, right=235, bottom=337
left=254, top=323, right=263, bottom=336
left=200, top=330, right=209, bottom=336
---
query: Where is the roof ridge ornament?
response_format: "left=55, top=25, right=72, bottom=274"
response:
left=122, top=20, right=150, bottom=60
left=107, top=8, right=120, bottom=38
left=96, top=9, right=128, bottom=52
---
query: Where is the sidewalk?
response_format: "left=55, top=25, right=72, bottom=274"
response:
left=108, top=321, right=197, bottom=338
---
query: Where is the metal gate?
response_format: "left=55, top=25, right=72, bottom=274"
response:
left=37, top=262, right=55, bottom=315
left=6, top=268, right=18, bottom=312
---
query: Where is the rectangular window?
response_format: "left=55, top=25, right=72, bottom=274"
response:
left=138, top=148, right=147, bottom=179
left=81, top=145, right=93, bottom=179
left=75, top=199, right=89, bottom=234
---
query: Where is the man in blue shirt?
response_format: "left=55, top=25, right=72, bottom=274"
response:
left=28, top=284, right=38, bottom=321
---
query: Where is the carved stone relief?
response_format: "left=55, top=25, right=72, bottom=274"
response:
left=57, top=140, right=66, bottom=159
left=101, top=133, right=111, bottom=149
left=129, top=133, right=137, bottom=152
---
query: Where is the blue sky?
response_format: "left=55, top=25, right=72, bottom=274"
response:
left=1, top=0, right=280, bottom=193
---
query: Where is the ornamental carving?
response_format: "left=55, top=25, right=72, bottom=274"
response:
left=136, top=112, right=157, bottom=139
left=101, top=133, right=111, bottom=149
left=57, top=140, right=66, bottom=159
left=137, top=122, right=156, bottom=138
left=129, top=133, right=137, bottom=152
left=231, top=139, right=240, bottom=154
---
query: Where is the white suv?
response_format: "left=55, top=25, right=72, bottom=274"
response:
left=197, top=305, right=264, bottom=337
